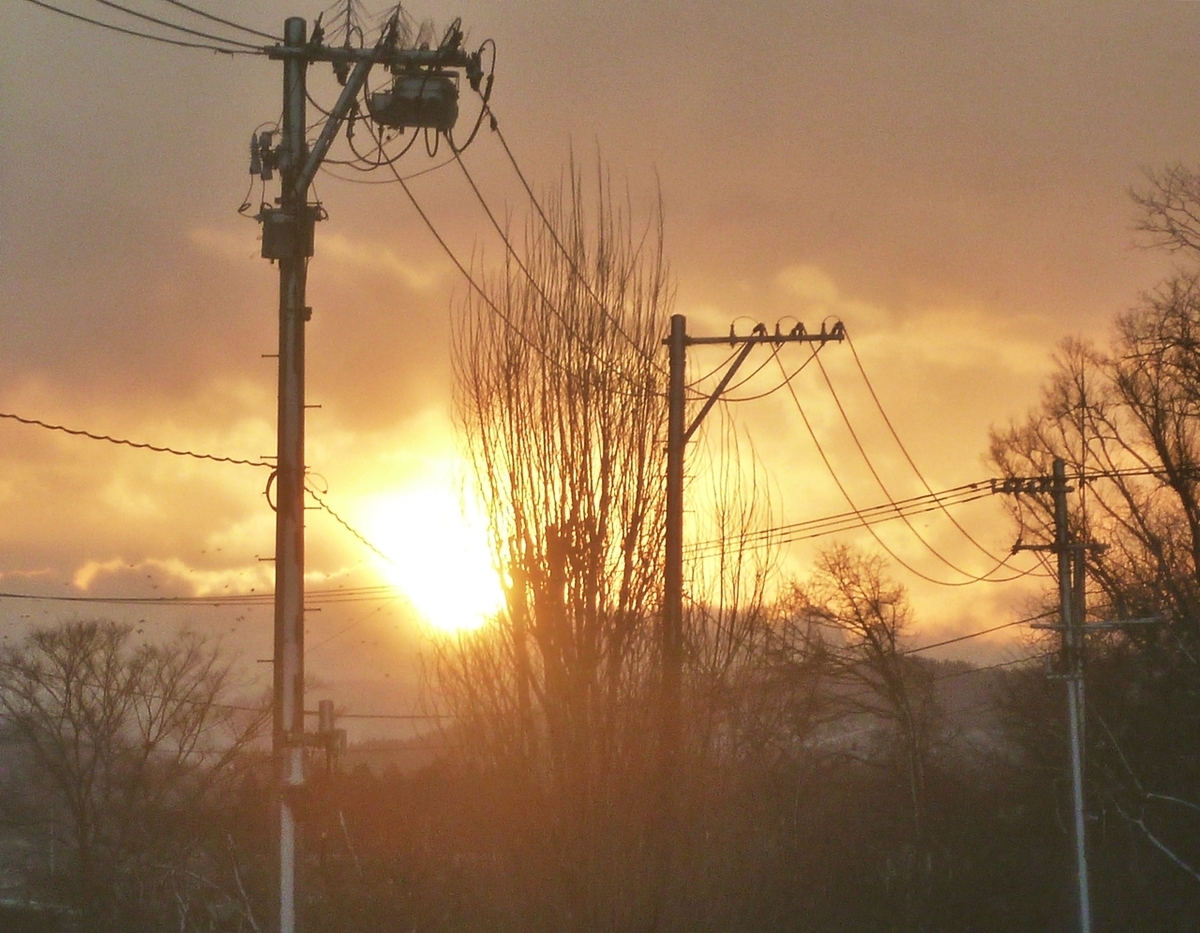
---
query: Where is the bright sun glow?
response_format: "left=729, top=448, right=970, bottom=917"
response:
left=360, top=483, right=503, bottom=633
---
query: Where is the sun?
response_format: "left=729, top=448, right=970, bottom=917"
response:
left=358, top=483, right=503, bottom=633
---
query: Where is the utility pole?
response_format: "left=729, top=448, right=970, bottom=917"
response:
left=269, top=23, right=309, bottom=933
left=255, top=17, right=484, bottom=933
left=1056, top=458, right=1092, bottom=933
left=659, top=313, right=844, bottom=900
left=1005, top=458, right=1090, bottom=933
left=997, top=460, right=1165, bottom=933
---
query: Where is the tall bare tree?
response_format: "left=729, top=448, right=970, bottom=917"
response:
left=436, top=158, right=805, bottom=931
left=442, top=160, right=670, bottom=930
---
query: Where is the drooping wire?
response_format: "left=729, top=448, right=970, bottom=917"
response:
left=86, top=0, right=264, bottom=50
left=0, top=581, right=409, bottom=607
left=772, top=352, right=1029, bottom=587
left=810, top=352, right=1019, bottom=582
left=845, top=332, right=1011, bottom=564
left=21, top=0, right=260, bottom=53
left=0, top=410, right=274, bottom=468
left=449, top=148, right=667, bottom=399
left=720, top=341, right=824, bottom=403
left=932, top=651, right=1049, bottom=681
left=446, top=38, right=497, bottom=153
left=901, top=609, right=1054, bottom=655
left=153, top=0, right=279, bottom=41
left=308, top=601, right=395, bottom=653
left=686, top=345, right=745, bottom=389
left=306, top=486, right=399, bottom=569
left=379, top=157, right=567, bottom=373
left=383, top=154, right=664, bottom=400
left=320, top=155, right=456, bottom=184
left=686, top=478, right=1004, bottom=557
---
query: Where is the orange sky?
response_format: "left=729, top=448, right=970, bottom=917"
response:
left=1, top=0, right=1197, bottom=732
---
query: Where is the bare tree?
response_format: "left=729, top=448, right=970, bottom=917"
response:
left=435, top=158, right=801, bottom=931
left=440, top=159, right=670, bottom=930
left=0, top=619, right=267, bottom=933
left=989, top=173, right=1200, bottom=912
left=797, top=545, right=939, bottom=932
left=1132, top=163, right=1200, bottom=256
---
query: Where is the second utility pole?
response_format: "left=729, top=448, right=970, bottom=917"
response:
left=659, top=312, right=844, bottom=907
left=1016, top=458, right=1091, bottom=933
left=1054, top=457, right=1092, bottom=933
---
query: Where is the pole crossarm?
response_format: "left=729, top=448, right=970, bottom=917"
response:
left=266, top=43, right=473, bottom=69
left=677, top=320, right=846, bottom=443
left=684, top=319, right=846, bottom=346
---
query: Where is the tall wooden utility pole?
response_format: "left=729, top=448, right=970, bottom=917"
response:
left=659, top=313, right=844, bottom=903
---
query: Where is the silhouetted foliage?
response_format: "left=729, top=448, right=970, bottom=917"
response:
left=988, top=171, right=1200, bottom=928
left=0, top=619, right=267, bottom=933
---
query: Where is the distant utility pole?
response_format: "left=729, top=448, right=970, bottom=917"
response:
left=256, top=16, right=482, bottom=933
left=999, top=457, right=1154, bottom=933
left=1001, top=460, right=1091, bottom=933
left=659, top=313, right=844, bottom=883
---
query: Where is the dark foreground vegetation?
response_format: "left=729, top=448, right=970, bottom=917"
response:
left=1, top=606, right=1197, bottom=933
left=5, top=164, right=1200, bottom=931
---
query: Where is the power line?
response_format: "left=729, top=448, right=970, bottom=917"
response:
left=846, top=333, right=1009, bottom=564
left=450, top=148, right=667, bottom=398
left=20, top=0, right=261, bottom=53
left=932, top=652, right=1049, bottom=681
left=479, top=106, right=671, bottom=380
left=154, top=0, right=279, bottom=41
left=306, top=486, right=399, bottom=570
left=382, top=153, right=629, bottom=392
left=902, top=610, right=1053, bottom=655
left=772, top=352, right=1026, bottom=587
left=0, top=410, right=274, bottom=468
left=686, top=479, right=1001, bottom=557
left=811, top=351, right=1022, bottom=583
left=87, top=0, right=263, bottom=49
left=0, top=583, right=397, bottom=607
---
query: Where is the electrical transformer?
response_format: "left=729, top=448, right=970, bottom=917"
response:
left=366, top=71, right=459, bottom=131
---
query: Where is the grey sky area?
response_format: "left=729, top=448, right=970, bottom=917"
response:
left=1, top=0, right=1198, bottom=729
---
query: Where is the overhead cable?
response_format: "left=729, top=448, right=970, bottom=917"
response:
left=87, top=0, right=263, bottom=49
left=21, top=0, right=260, bottom=52
left=449, top=148, right=666, bottom=399
left=479, top=105, right=670, bottom=380
left=772, top=352, right=1033, bottom=587
left=0, top=410, right=274, bottom=468
left=901, top=610, right=1054, bottom=655
left=811, top=351, right=1020, bottom=583
left=154, top=0, right=279, bottom=41
left=846, top=333, right=1009, bottom=564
